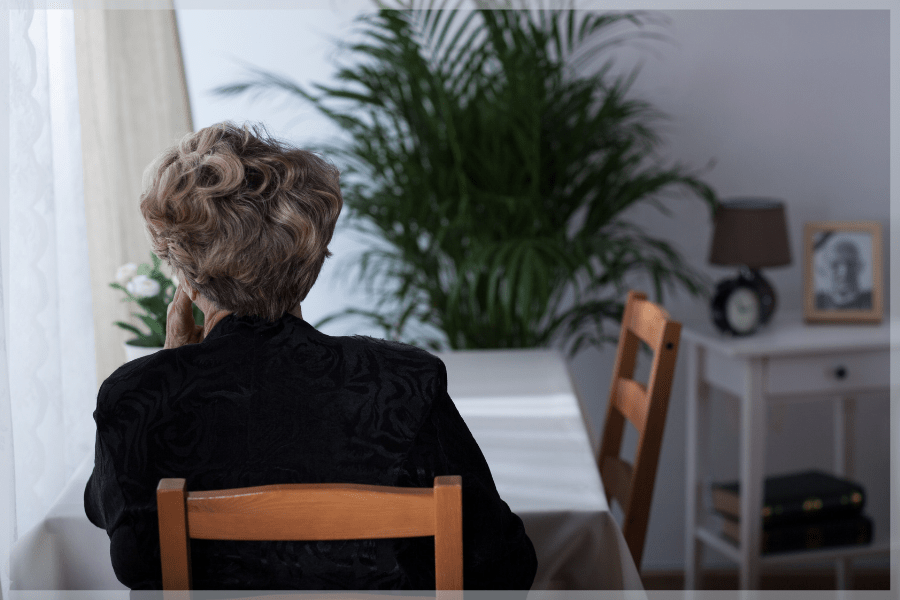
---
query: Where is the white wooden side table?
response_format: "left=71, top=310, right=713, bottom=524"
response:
left=682, top=311, right=891, bottom=590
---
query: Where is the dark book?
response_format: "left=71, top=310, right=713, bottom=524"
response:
left=721, top=513, right=873, bottom=554
left=711, top=470, right=865, bottom=526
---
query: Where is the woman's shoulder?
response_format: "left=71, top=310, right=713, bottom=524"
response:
left=346, top=335, right=445, bottom=371
left=348, top=335, right=436, bottom=357
left=336, top=335, right=448, bottom=404
left=95, top=345, right=199, bottom=413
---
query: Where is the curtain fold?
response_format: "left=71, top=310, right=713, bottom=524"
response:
left=9, top=3, right=66, bottom=541
left=49, top=10, right=98, bottom=479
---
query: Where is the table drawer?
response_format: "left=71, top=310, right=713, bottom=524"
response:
left=766, top=350, right=889, bottom=397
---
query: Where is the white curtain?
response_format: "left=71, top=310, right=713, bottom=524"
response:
left=3, top=5, right=97, bottom=596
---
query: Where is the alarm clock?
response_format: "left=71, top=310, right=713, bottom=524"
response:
left=711, top=274, right=764, bottom=336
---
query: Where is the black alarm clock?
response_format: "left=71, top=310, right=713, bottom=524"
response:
left=711, top=274, right=764, bottom=336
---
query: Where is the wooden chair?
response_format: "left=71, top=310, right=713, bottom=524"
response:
left=597, top=290, right=682, bottom=569
left=157, top=476, right=463, bottom=591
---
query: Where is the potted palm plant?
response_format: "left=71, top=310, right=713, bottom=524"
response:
left=216, top=4, right=716, bottom=355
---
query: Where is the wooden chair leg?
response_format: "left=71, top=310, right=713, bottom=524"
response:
left=157, top=478, right=192, bottom=591
left=434, top=475, right=463, bottom=591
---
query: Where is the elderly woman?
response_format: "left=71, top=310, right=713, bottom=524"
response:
left=84, top=122, right=537, bottom=590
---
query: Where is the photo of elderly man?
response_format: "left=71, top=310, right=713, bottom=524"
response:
left=813, top=233, right=873, bottom=311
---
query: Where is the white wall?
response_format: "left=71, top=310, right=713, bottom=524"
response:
left=173, top=5, right=890, bottom=571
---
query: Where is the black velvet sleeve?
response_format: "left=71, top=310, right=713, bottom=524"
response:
left=395, top=364, right=538, bottom=590
left=84, top=432, right=104, bottom=529
left=85, top=382, right=123, bottom=533
left=84, top=377, right=164, bottom=589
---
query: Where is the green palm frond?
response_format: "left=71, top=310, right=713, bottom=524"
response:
left=216, top=4, right=716, bottom=355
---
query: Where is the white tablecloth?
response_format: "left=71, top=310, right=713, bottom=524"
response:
left=10, top=349, right=642, bottom=592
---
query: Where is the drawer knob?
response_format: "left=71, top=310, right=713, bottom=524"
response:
left=834, top=366, right=847, bottom=380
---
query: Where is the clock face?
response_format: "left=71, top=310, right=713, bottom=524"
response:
left=725, top=287, right=761, bottom=334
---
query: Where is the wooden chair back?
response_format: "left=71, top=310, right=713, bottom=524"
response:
left=157, top=476, right=463, bottom=591
left=597, top=290, right=682, bottom=569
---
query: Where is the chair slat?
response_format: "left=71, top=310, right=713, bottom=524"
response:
left=187, top=484, right=435, bottom=540
left=612, top=377, right=649, bottom=432
left=628, top=299, right=670, bottom=350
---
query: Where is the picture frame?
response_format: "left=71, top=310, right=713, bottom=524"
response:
left=804, top=221, right=883, bottom=323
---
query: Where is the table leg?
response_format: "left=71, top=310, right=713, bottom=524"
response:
left=684, top=343, right=708, bottom=591
left=835, top=557, right=854, bottom=590
left=833, top=396, right=856, bottom=479
left=833, top=397, right=856, bottom=590
left=739, top=358, right=766, bottom=590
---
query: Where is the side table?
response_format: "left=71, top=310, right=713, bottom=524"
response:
left=682, top=311, right=891, bottom=590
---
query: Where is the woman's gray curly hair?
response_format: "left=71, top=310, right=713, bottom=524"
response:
left=140, top=121, right=343, bottom=321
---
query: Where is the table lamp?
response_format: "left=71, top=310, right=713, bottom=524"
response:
left=708, top=198, right=791, bottom=335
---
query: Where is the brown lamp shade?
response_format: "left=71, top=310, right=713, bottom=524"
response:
left=709, top=198, right=791, bottom=268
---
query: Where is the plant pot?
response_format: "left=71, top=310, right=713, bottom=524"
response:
left=123, top=342, right=163, bottom=362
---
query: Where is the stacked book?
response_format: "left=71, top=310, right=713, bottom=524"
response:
left=712, top=470, right=873, bottom=554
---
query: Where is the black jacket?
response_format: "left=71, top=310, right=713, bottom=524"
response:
left=84, top=313, right=537, bottom=590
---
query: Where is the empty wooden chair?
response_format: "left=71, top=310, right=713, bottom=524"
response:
left=598, top=290, right=682, bottom=569
left=157, top=475, right=463, bottom=591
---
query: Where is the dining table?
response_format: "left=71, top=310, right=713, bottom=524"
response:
left=9, top=348, right=643, bottom=594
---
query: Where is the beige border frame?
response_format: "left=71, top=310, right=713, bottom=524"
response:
left=803, top=220, right=883, bottom=323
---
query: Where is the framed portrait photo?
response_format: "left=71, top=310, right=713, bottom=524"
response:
left=804, top=221, right=883, bottom=323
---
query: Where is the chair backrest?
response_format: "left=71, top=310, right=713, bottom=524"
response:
left=597, top=290, right=681, bottom=569
left=157, top=475, right=463, bottom=591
